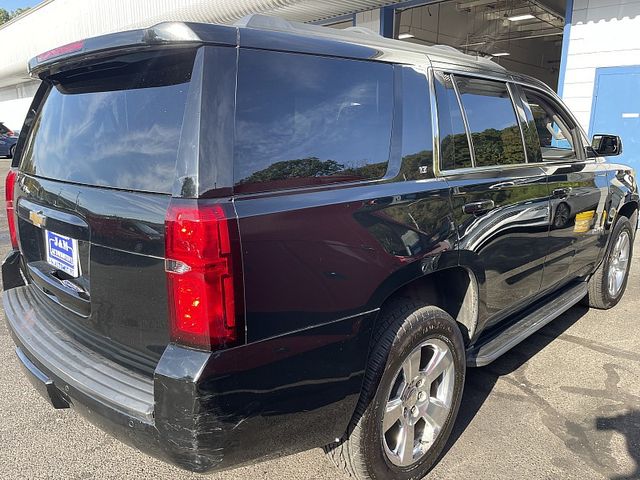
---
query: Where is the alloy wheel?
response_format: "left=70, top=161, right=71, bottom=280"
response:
left=607, top=230, right=631, bottom=297
left=382, top=338, right=455, bottom=467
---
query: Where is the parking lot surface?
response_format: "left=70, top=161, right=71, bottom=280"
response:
left=0, top=158, right=638, bottom=479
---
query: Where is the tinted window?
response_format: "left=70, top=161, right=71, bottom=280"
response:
left=456, top=77, right=525, bottom=167
left=434, top=72, right=471, bottom=171
left=399, top=67, right=433, bottom=180
left=522, top=88, right=574, bottom=156
left=511, top=86, right=543, bottom=163
left=21, top=50, right=194, bottom=193
left=234, top=50, right=393, bottom=193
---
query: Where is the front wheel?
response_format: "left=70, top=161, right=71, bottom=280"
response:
left=326, top=301, right=466, bottom=480
left=584, top=216, right=634, bottom=309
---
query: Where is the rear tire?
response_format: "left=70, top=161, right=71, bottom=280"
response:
left=325, top=300, right=465, bottom=480
left=584, top=216, right=634, bottom=309
left=9, top=145, right=15, bottom=159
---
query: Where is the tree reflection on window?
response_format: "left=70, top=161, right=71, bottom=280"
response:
left=456, top=76, right=526, bottom=167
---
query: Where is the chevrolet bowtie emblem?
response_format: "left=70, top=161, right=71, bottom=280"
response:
left=29, top=210, right=46, bottom=228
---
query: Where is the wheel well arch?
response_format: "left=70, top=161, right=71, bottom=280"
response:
left=378, top=266, right=479, bottom=345
left=617, top=200, right=638, bottom=229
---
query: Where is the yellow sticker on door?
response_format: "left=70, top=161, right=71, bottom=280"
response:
left=574, top=210, right=595, bottom=233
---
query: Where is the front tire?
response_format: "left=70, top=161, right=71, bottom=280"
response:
left=326, top=301, right=465, bottom=480
left=584, top=216, right=634, bottom=309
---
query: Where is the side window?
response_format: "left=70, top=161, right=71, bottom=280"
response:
left=522, top=88, right=575, bottom=159
left=455, top=76, right=526, bottom=167
left=434, top=71, right=472, bottom=171
left=234, top=50, right=393, bottom=194
left=399, top=66, right=434, bottom=180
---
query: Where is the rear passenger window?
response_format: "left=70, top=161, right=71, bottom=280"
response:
left=434, top=72, right=471, bottom=171
left=234, top=50, right=393, bottom=193
left=455, top=77, right=525, bottom=167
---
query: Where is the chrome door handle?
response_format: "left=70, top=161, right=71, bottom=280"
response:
left=463, top=199, right=495, bottom=215
left=552, top=187, right=570, bottom=198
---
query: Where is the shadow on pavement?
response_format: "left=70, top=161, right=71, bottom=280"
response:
left=441, top=304, right=591, bottom=457
left=596, top=410, right=640, bottom=480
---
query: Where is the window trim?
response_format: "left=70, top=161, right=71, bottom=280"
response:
left=506, top=82, right=530, bottom=165
left=450, top=73, right=477, bottom=169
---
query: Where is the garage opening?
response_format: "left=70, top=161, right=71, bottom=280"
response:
left=394, top=0, right=566, bottom=89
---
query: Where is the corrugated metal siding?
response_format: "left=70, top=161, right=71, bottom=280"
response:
left=0, top=0, right=395, bottom=87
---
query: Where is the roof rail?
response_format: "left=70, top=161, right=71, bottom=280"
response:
left=234, top=14, right=505, bottom=71
left=234, top=14, right=295, bottom=31
left=431, top=44, right=463, bottom=54
left=343, top=26, right=382, bottom=37
left=235, top=14, right=384, bottom=39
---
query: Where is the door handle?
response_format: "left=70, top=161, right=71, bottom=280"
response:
left=463, top=199, right=495, bottom=215
left=552, top=187, right=570, bottom=199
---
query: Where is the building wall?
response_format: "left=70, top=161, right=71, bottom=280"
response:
left=561, top=0, right=640, bottom=130
left=0, top=81, right=39, bottom=130
left=355, top=9, right=381, bottom=31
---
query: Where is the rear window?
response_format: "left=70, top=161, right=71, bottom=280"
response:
left=20, top=50, right=195, bottom=194
left=234, top=50, right=393, bottom=194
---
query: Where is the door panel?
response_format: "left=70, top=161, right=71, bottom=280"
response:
left=435, top=72, right=551, bottom=328
left=518, top=86, right=610, bottom=289
left=448, top=167, right=550, bottom=325
left=541, top=162, right=610, bottom=288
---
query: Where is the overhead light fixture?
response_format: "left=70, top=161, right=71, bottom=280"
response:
left=398, top=33, right=414, bottom=39
left=508, top=13, right=535, bottom=21
left=492, top=52, right=510, bottom=57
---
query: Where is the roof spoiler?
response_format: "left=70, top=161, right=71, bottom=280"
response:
left=28, top=21, right=236, bottom=78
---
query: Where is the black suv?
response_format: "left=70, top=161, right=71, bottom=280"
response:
left=2, top=15, right=637, bottom=480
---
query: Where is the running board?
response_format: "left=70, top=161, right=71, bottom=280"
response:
left=466, top=281, right=588, bottom=367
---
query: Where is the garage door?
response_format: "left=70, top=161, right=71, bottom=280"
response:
left=589, top=66, right=640, bottom=170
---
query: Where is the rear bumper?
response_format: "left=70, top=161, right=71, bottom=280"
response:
left=2, top=254, right=375, bottom=472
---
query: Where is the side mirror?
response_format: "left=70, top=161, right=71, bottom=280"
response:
left=592, top=134, right=622, bottom=156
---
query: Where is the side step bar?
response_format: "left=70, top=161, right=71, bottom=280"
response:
left=467, top=281, right=588, bottom=367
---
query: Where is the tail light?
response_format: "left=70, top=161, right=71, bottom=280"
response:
left=5, top=169, right=18, bottom=249
left=164, top=199, right=244, bottom=350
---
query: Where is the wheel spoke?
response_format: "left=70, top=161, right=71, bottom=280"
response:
left=424, top=347, right=452, bottom=384
left=383, top=398, right=403, bottom=432
left=608, top=270, right=616, bottom=294
left=398, top=424, right=415, bottom=466
left=402, top=349, right=421, bottom=383
left=423, top=399, right=449, bottom=435
left=619, top=235, right=630, bottom=263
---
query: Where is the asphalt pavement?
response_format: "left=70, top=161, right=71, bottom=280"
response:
left=0, top=158, right=638, bottom=479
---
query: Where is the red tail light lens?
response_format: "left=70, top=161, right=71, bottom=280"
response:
left=5, top=169, right=18, bottom=249
left=36, top=40, right=84, bottom=62
left=165, top=200, right=243, bottom=350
